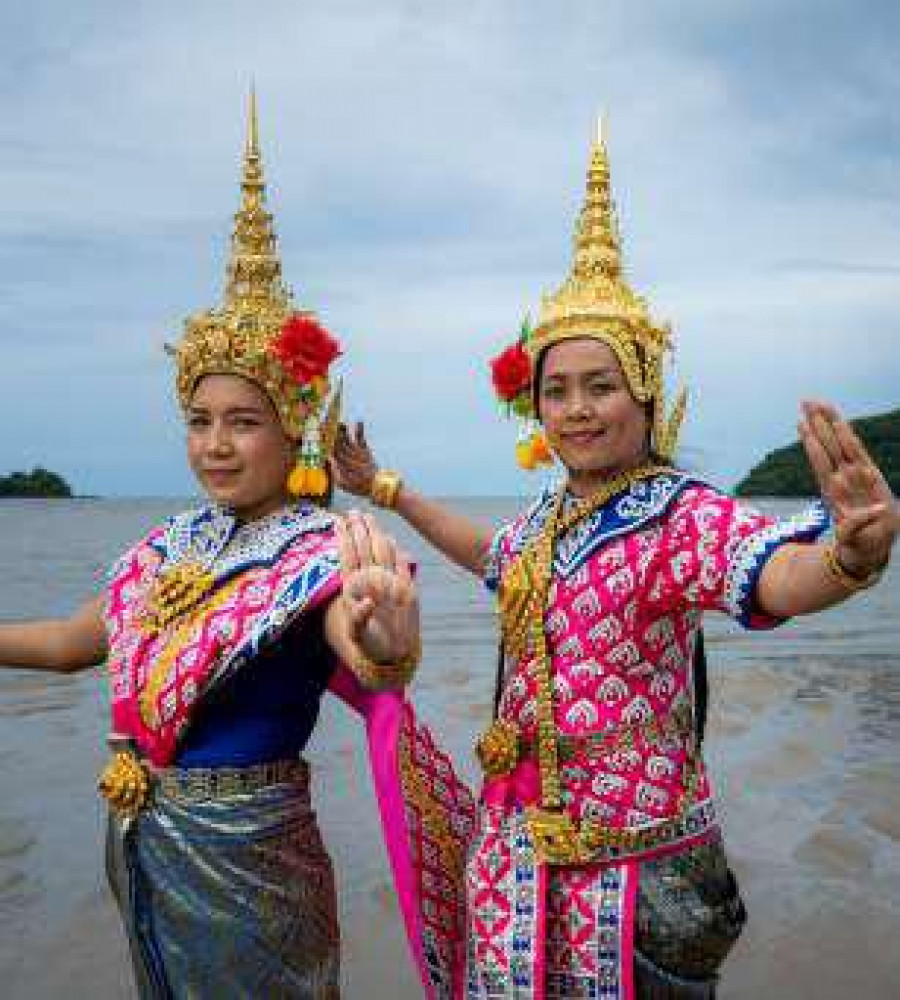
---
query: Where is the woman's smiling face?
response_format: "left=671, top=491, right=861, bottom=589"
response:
left=186, top=374, right=300, bottom=520
left=537, top=338, right=649, bottom=492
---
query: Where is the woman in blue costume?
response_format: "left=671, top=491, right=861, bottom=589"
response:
left=333, top=126, right=898, bottom=998
left=0, top=97, right=421, bottom=999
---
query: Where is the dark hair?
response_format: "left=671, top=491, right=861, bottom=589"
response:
left=531, top=346, right=548, bottom=420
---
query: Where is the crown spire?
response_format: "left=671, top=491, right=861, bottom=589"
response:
left=570, top=112, right=622, bottom=284
left=224, top=87, right=289, bottom=314
left=247, top=83, right=259, bottom=156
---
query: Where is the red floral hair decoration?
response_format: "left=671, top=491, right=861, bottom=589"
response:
left=488, top=317, right=554, bottom=470
left=271, top=314, right=342, bottom=390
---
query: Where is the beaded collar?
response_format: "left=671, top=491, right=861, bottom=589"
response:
left=500, top=469, right=697, bottom=580
left=150, top=501, right=335, bottom=582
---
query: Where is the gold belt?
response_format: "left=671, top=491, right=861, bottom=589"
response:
left=476, top=704, right=693, bottom=779
left=524, top=751, right=704, bottom=864
left=524, top=790, right=702, bottom=864
left=98, top=750, right=308, bottom=818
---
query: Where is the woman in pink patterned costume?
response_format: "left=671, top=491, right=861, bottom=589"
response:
left=334, top=128, right=898, bottom=998
left=0, top=99, right=423, bottom=999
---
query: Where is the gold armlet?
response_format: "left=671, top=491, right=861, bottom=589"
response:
left=822, top=541, right=884, bottom=593
left=370, top=469, right=403, bottom=509
left=351, top=637, right=420, bottom=691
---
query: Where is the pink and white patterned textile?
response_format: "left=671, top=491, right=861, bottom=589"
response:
left=387, top=473, right=830, bottom=999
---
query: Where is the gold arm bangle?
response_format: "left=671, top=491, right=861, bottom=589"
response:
left=822, top=540, right=884, bottom=593
left=370, top=469, right=403, bottom=509
left=350, top=637, right=421, bottom=691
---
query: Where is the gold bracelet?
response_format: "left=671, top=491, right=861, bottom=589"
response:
left=822, top=541, right=884, bottom=593
left=370, top=469, right=403, bottom=509
left=351, top=637, right=421, bottom=691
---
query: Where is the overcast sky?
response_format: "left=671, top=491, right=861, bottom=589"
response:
left=0, top=0, right=897, bottom=498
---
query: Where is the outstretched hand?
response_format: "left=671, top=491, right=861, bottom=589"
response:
left=334, top=421, right=378, bottom=498
left=334, top=510, right=418, bottom=663
left=798, top=401, right=897, bottom=576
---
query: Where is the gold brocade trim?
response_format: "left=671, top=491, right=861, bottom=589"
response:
left=139, top=573, right=247, bottom=729
left=497, top=551, right=542, bottom=664
left=398, top=731, right=464, bottom=878
left=155, top=758, right=308, bottom=800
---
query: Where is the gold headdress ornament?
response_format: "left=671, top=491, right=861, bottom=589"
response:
left=490, top=117, right=687, bottom=464
left=173, top=88, right=342, bottom=496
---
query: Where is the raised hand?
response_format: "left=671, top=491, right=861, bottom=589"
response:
left=798, top=401, right=897, bottom=577
left=334, top=510, right=419, bottom=667
left=333, top=421, right=378, bottom=498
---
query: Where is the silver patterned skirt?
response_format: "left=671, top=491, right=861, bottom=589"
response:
left=105, top=758, right=340, bottom=999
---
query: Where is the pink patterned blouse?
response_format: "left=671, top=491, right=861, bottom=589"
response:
left=484, top=472, right=829, bottom=853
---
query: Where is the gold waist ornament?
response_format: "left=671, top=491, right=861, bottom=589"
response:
left=98, top=750, right=152, bottom=819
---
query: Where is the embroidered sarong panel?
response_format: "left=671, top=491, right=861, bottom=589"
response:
left=546, top=864, right=633, bottom=999
left=465, top=806, right=540, bottom=998
left=398, top=705, right=478, bottom=998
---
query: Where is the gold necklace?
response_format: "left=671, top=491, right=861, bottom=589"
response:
left=529, top=465, right=664, bottom=809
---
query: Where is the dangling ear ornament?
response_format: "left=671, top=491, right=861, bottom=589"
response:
left=287, top=414, right=329, bottom=498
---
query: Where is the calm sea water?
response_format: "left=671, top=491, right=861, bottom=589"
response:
left=1, top=497, right=899, bottom=997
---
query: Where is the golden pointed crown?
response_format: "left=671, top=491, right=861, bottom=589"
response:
left=529, top=119, right=686, bottom=459
left=174, top=89, right=338, bottom=440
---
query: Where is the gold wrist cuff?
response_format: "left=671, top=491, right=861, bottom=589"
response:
left=351, top=637, right=421, bottom=691
left=371, top=469, right=402, bottom=509
left=822, top=540, right=883, bottom=592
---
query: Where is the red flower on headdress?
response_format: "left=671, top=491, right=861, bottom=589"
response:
left=271, top=314, right=342, bottom=385
left=490, top=343, right=532, bottom=402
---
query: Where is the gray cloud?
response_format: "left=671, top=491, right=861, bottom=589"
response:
left=0, top=0, right=897, bottom=495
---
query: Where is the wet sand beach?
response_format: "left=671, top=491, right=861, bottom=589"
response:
left=2, top=498, right=899, bottom=997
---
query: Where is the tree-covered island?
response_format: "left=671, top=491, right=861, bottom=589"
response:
left=0, top=467, right=73, bottom=498
left=736, top=407, right=900, bottom=497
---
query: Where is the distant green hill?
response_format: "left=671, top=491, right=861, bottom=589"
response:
left=735, top=407, right=900, bottom=497
left=0, top=467, right=73, bottom=498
